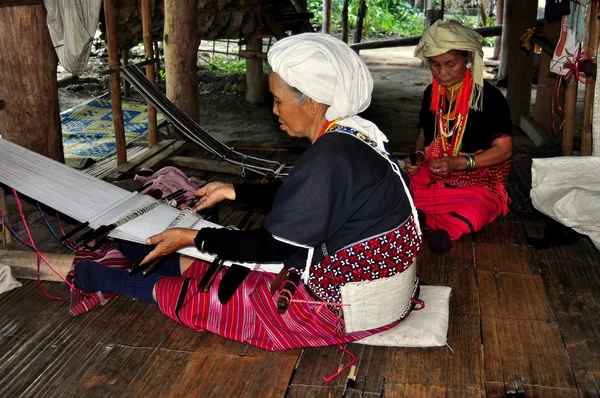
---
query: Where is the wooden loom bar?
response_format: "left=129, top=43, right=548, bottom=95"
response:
left=142, top=0, right=158, bottom=146
left=104, top=0, right=127, bottom=165
left=581, top=0, right=599, bottom=156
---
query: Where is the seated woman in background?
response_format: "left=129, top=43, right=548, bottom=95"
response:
left=405, top=20, right=513, bottom=254
left=74, top=33, right=422, bottom=353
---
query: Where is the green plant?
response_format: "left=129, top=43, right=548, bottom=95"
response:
left=205, top=56, right=247, bottom=74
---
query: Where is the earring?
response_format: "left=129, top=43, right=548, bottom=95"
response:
left=466, top=62, right=473, bottom=69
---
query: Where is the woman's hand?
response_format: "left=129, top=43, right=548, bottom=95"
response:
left=192, top=182, right=236, bottom=211
left=429, top=156, right=463, bottom=178
left=405, top=156, right=421, bottom=176
left=141, top=228, right=197, bottom=265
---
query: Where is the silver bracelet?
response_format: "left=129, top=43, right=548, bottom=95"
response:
left=464, top=154, right=475, bottom=170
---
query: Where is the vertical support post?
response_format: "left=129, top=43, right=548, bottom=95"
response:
left=354, top=0, right=367, bottom=47
left=104, top=0, right=127, bottom=165
left=505, top=0, right=538, bottom=127
left=0, top=187, right=12, bottom=245
left=534, top=20, right=561, bottom=140
left=493, top=0, right=504, bottom=59
left=581, top=0, right=599, bottom=156
left=245, top=37, right=265, bottom=104
left=562, top=76, right=578, bottom=155
left=322, top=0, right=332, bottom=34
left=342, top=0, right=349, bottom=43
left=142, top=0, right=158, bottom=146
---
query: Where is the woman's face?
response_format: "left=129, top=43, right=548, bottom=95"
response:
left=428, top=51, right=469, bottom=88
left=269, top=73, right=313, bottom=139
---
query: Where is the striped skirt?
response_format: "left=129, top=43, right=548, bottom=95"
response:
left=410, top=166, right=505, bottom=240
left=155, top=260, right=393, bottom=351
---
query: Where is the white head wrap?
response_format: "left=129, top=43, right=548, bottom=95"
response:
left=414, top=20, right=484, bottom=110
left=267, top=33, right=389, bottom=152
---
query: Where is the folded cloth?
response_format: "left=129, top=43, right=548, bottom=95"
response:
left=0, top=264, right=22, bottom=295
left=134, top=166, right=205, bottom=202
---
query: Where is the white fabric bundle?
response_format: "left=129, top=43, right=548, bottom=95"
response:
left=45, top=0, right=103, bottom=75
left=267, top=33, right=390, bottom=153
left=0, top=265, right=21, bottom=296
left=531, top=157, right=600, bottom=249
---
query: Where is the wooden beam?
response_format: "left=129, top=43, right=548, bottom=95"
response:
left=0, top=187, right=12, bottom=244
left=169, top=156, right=242, bottom=175
left=0, top=250, right=74, bottom=282
left=142, top=0, right=158, bottom=147
left=505, top=0, right=538, bottom=127
left=245, top=37, right=265, bottom=104
left=104, top=0, right=127, bottom=165
left=0, top=0, right=43, bottom=7
left=581, top=0, right=599, bottom=156
left=103, top=140, right=185, bottom=182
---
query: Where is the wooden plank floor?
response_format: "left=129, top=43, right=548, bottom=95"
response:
left=1, top=150, right=599, bottom=397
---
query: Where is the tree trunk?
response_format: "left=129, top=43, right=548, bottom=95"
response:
left=164, top=0, right=201, bottom=123
left=504, top=0, right=538, bottom=127
left=245, top=37, right=265, bottom=104
left=0, top=5, right=63, bottom=162
left=322, top=0, right=332, bottom=34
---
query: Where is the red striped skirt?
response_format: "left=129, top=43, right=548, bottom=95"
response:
left=155, top=261, right=394, bottom=351
left=410, top=166, right=506, bottom=240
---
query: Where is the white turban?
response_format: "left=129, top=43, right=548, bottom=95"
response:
left=414, top=20, right=484, bottom=110
left=267, top=33, right=389, bottom=152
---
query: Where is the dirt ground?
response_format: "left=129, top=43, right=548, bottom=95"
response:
left=57, top=45, right=502, bottom=154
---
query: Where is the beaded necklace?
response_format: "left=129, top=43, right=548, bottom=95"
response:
left=430, top=68, right=473, bottom=156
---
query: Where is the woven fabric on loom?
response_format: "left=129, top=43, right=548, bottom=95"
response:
left=60, top=98, right=165, bottom=168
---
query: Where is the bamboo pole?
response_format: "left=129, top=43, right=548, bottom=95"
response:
left=562, top=76, right=578, bottom=155
left=581, top=0, right=599, bottom=156
left=0, top=187, right=12, bottom=244
left=104, top=0, right=127, bottom=165
left=142, top=0, right=158, bottom=147
left=0, top=250, right=74, bottom=282
left=322, top=0, right=332, bottom=34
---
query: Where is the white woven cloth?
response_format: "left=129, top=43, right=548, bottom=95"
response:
left=531, top=157, right=600, bottom=249
left=44, top=0, right=103, bottom=75
left=267, top=33, right=390, bottom=153
left=357, top=286, right=451, bottom=347
left=0, top=265, right=21, bottom=296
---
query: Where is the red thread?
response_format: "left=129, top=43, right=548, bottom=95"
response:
left=322, top=344, right=356, bottom=384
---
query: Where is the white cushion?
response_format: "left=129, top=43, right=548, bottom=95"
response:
left=356, top=286, right=451, bottom=347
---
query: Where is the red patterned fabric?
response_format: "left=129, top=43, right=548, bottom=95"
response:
left=308, top=216, right=421, bottom=302
left=155, top=261, right=395, bottom=351
left=67, top=243, right=129, bottom=316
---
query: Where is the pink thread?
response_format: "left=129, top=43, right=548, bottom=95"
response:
left=12, top=189, right=74, bottom=297
left=411, top=298, right=425, bottom=310
left=322, top=344, right=356, bottom=384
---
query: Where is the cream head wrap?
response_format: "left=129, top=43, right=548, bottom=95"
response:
left=414, top=20, right=484, bottom=110
left=267, top=33, right=390, bottom=152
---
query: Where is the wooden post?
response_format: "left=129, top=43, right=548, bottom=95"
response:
left=581, top=0, right=599, bottom=156
left=0, top=4, right=63, bottom=162
left=504, top=0, right=538, bottom=127
left=562, top=76, right=577, bottom=155
left=0, top=187, right=12, bottom=244
left=142, top=0, right=158, bottom=146
left=533, top=20, right=561, bottom=140
left=104, top=0, right=127, bottom=165
left=322, top=0, right=332, bottom=34
left=245, top=37, right=265, bottom=104
left=493, top=0, right=503, bottom=59
left=164, top=0, right=201, bottom=123
left=354, top=0, right=367, bottom=46
left=342, top=0, right=349, bottom=43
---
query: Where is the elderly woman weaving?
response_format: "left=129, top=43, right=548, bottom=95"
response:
left=405, top=20, right=512, bottom=253
left=75, top=33, right=422, bottom=351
